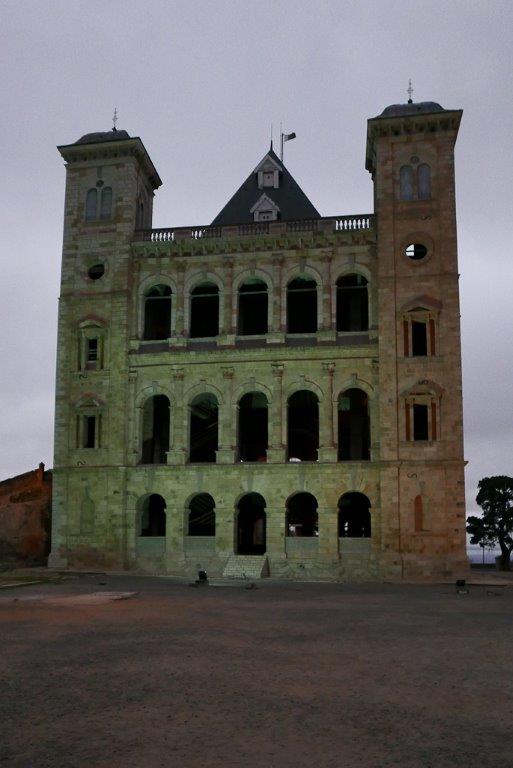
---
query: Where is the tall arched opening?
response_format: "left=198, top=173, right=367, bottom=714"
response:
left=236, top=493, right=266, bottom=555
left=141, top=395, right=170, bottom=464
left=287, top=390, right=319, bottom=461
left=338, top=492, right=371, bottom=538
left=338, top=388, right=370, bottom=461
left=189, top=393, right=218, bottom=463
left=286, top=493, right=318, bottom=537
left=238, top=392, right=268, bottom=461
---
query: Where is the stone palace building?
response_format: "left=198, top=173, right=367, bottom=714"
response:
left=49, top=98, right=468, bottom=580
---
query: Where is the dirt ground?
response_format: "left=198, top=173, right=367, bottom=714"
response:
left=1, top=574, right=512, bottom=768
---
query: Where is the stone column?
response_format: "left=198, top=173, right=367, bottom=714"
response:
left=47, top=469, right=69, bottom=568
left=266, top=507, right=287, bottom=559
left=267, top=363, right=286, bottom=462
left=168, top=368, right=187, bottom=464
left=218, top=260, right=236, bottom=347
left=317, top=506, right=339, bottom=561
left=170, top=263, right=186, bottom=348
left=215, top=506, right=235, bottom=558
left=166, top=506, right=186, bottom=571
left=319, top=253, right=337, bottom=341
left=216, top=367, right=236, bottom=463
left=267, top=255, right=285, bottom=344
left=318, top=361, right=337, bottom=462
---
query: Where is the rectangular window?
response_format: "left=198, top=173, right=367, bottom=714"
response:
left=413, top=404, right=429, bottom=441
left=84, top=416, right=96, bottom=448
left=87, top=338, right=98, bottom=362
left=411, top=321, right=428, bottom=356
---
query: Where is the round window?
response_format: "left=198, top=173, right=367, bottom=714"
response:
left=405, top=243, right=428, bottom=261
left=88, top=263, right=105, bottom=280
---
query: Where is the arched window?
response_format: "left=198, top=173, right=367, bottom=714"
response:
left=237, top=493, right=266, bottom=554
left=238, top=279, right=268, bottom=335
left=188, top=493, right=215, bottom=536
left=190, top=282, right=219, bottom=338
left=143, top=284, right=172, bottom=340
left=189, top=393, right=218, bottom=462
left=85, top=188, right=97, bottom=221
left=287, top=390, right=319, bottom=461
left=287, top=277, right=317, bottom=333
left=399, top=165, right=414, bottom=200
left=238, top=392, right=268, bottom=462
left=418, top=164, right=431, bottom=200
left=338, top=388, right=370, bottom=461
left=414, top=495, right=424, bottom=532
left=336, top=274, right=368, bottom=332
left=100, top=187, right=112, bottom=219
left=338, top=492, right=371, bottom=538
left=141, top=395, right=170, bottom=464
left=140, top=494, right=166, bottom=537
left=287, top=493, right=318, bottom=537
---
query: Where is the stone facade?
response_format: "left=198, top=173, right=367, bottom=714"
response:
left=49, top=102, right=468, bottom=580
left=0, top=464, right=52, bottom=563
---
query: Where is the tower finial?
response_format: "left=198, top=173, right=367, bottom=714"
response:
left=112, top=107, right=118, bottom=131
left=407, top=79, right=413, bottom=104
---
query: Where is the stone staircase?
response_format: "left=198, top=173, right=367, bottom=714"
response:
left=222, top=555, right=269, bottom=579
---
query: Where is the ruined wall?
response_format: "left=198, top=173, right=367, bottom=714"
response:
left=0, top=463, right=52, bottom=562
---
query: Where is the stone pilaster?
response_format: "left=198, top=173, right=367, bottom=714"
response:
left=317, top=506, right=339, bottom=560
left=215, top=507, right=235, bottom=557
left=266, top=507, right=286, bottom=559
left=216, top=367, right=236, bottom=463
left=267, top=363, right=286, bottom=462
left=167, top=368, right=187, bottom=464
left=318, top=362, right=337, bottom=462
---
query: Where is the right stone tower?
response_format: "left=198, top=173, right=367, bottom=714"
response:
left=366, top=100, right=467, bottom=578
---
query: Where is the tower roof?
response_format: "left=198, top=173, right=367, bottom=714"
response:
left=74, top=128, right=131, bottom=145
left=378, top=101, right=445, bottom=118
left=211, top=147, right=320, bottom=226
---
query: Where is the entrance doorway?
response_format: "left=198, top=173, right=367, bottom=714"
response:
left=236, top=493, right=266, bottom=555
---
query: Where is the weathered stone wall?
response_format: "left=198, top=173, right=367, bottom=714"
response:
left=50, top=108, right=468, bottom=580
left=0, top=464, right=52, bottom=562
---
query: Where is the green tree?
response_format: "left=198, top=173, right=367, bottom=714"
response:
left=467, top=476, right=513, bottom=570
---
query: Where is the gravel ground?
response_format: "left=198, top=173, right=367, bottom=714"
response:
left=1, top=574, right=512, bottom=768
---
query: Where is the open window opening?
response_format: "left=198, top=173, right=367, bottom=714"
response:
left=188, top=493, right=215, bottom=536
left=189, top=393, right=218, bottom=462
left=411, top=320, right=428, bottom=356
left=286, top=493, right=318, bottom=537
left=190, top=282, right=219, bottom=338
left=418, top=164, right=431, bottom=200
left=338, top=492, right=371, bottom=538
left=140, top=494, right=166, bottom=537
left=141, top=395, right=170, bottom=464
left=287, top=390, right=319, bottom=461
left=336, top=274, right=368, bottom=332
left=399, top=165, right=414, bottom=201
left=413, top=403, right=429, bottom=441
left=84, top=415, right=97, bottom=448
left=238, top=392, right=268, bottom=462
left=100, top=187, right=112, bottom=219
left=338, top=388, right=370, bottom=461
left=237, top=493, right=266, bottom=554
left=238, top=280, right=268, bottom=335
left=85, top=188, right=98, bottom=221
left=286, top=277, right=317, bottom=333
left=143, top=284, right=172, bottom=340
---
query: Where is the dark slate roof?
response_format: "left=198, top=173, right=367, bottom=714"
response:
left=74, top=129, right=131, bottom=145
left=378, top=101, right=445, bottom=118
left=212, top=147, right=320, bottom=225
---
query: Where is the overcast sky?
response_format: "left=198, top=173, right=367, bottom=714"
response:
left=1, top=0, right=512, bottom=515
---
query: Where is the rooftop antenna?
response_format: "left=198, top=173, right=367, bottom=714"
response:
left=270, top=123, right=273, bottom=150
left=112, top=107, right=118, bottom=131
left=407, top=79, right=413, bottom=104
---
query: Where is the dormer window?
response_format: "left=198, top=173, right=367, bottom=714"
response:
left=263, top=171, right=275, bottom=187
left=250, top=193, right=280, bottom=222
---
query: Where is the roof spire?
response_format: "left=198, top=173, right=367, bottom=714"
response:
left=270, top=122, right=273, bottom=151
left=407, top=79, right=413, bottom=104
left=112, top=107, right=118, bottom=131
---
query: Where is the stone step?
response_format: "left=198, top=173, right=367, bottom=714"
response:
left=222, top=555, right=269, bottom=579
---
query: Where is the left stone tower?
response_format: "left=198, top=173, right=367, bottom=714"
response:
left=48, top=128, right=161, bottom=568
